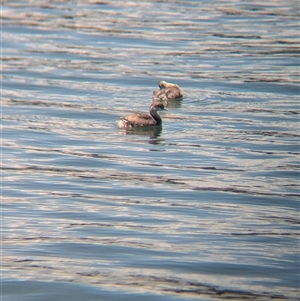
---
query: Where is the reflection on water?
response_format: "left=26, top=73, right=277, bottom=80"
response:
left=164, top=98, right=183, bottom=109
left=119, top=125, right=163, bottom=139
left=2, top=0, right=299, bottom=300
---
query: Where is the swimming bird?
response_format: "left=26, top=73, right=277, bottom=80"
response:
left=118, top=103, right=165, bottom=128
left=152, top=80, right=183, bottom=103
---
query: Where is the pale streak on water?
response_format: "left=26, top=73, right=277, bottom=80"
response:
left=2, top=1, right=299, bottom=300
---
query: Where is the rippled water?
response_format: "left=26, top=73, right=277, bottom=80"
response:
left=2, top=1, right=299, bottom=300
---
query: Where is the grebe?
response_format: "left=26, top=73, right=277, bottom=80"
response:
left=152, top=81, right=183, bottom=103
left=118, top=103, right=165, bottom=128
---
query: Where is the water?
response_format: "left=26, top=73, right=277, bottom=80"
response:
left=2, top=1, right=299, bottom=300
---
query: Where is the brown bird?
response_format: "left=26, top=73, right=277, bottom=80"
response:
left=152, top=81, right=183, bottom=103
left=118, top=103, right=165, bottom=128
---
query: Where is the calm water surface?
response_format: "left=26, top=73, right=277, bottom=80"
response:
left=2, top=1, right=299, bottom=300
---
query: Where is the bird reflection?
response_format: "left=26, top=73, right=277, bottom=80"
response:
left=162, top=97, right=183, bottom=109
left=119, top=125, right=162, bottom=139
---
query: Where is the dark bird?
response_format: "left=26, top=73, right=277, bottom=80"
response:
left=118, top=103, right=165, bottom=128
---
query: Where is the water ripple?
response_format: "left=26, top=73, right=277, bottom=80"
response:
left=2, top=0, right=299, bottom=300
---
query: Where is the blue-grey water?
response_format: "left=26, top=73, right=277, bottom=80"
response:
left=2, top=1, right=299, bottom=300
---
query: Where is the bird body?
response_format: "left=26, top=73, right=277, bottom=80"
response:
left=153, top=81, right=183, bottom=103
left=118, top=103, right=165, bottom=128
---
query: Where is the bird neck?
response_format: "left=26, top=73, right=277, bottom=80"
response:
left=149, top=106, right=162, bottom=125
